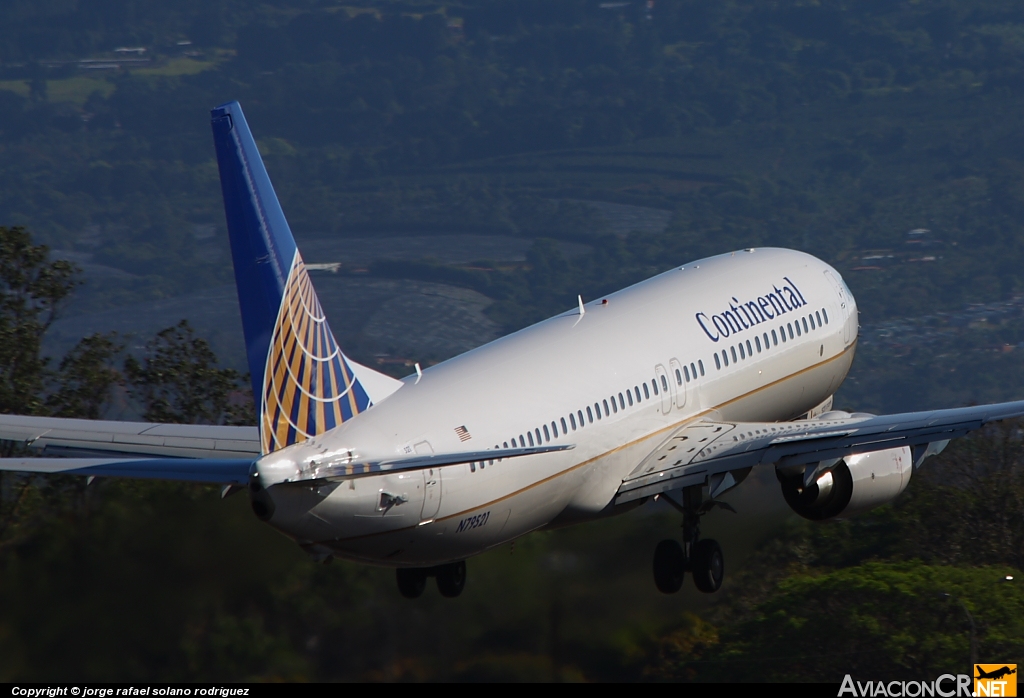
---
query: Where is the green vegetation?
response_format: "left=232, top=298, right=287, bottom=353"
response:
left=2, top=0, right=1024, bottom=682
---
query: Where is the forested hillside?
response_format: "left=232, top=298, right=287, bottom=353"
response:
left=0, top=0, right=1022, bottom=681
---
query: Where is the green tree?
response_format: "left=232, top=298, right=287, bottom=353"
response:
left=46, top=333, right=124, bottom=420
left=665, top=563, right=1023, bottom=682
left=125, top=320, right=247, bottom=425
left=0, top=226, right=78, bottom=417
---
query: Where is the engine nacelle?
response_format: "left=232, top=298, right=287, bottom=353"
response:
left=778, top=446, right=913, bottom=521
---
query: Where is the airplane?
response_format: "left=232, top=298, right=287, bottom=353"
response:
left=1, top=100, right=1023, bottom=599
left=976, top=667, right=1016, bottom=680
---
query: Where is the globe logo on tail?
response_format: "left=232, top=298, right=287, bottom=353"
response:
left=260, top=252, right=370, bottom=454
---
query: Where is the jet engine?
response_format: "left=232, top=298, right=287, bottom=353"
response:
left=777, top=446, right=913, bottom=521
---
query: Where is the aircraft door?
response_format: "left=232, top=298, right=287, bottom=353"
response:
left=414, top=441, right=442, bottom=520
left=668, top=358, right=685, bottom=410
left=655, top=364, right=672, bottom=415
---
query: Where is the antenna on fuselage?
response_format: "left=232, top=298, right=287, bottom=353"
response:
left=573, top=295, right=586, bottom=327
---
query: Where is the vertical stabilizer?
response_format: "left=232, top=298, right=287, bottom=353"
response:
left=211, top=101, right=381, bottom=454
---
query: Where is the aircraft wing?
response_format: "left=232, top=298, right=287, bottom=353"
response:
left=614, top=400, right=1024, bottom=504
left=0, top=414, right=259, bottom=459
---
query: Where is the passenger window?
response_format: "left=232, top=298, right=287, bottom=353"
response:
left=739, top=343, right=746, bottom=359
left=627, top=390, right=634, bottom=406
left=578, top=409, right=585, bottom=426
left=610, top=397, right=617, bottom=414
left=730, top=346, right=737, bottom=363
left=698, top=360, right=704, bottom=376
left=594, top=403, right=601, bottom=420
left=684, top=365, right=690, bottom=382
left=823, top=308, right=829, bottom=324
left=560, top=417, right=567, bottom=434
left=503, top=441, right=508, bottom=448
left=652, top=380, right=659, bottom=396
left=746, top=339, right=753, bottom=356
left=544, top=424, right=551, bottom=441
left=551, top=421, right=558, bottom=438
left=643, top=383, right=650, bottom=399
left=519, top=435, right=526, bottom=447
left=603, top=399, right=610, bottom=416
left=787, top=323, right=794, bottom=340
left=772, top=329, right=778, bottom=345
left=619, top=392, right=625, bottom=409
left=809, top=314, right=815, bottom=330
left=528, top=431, right=535, bottom=447
left=635, top=386, right=642, bottom=403
left=660, top=375, right=668, bottom=391
left=715, top=353, right=722, bottom=370
left=802, top=317, right=808, bottom=334
left=587, top=406, right=594, bottom=423
left=755, top=336, right=761, bottom=352
left=535, top=428, right=542, bottom=444
left=816, top=310, right=822, bottom=326
left=570, top=413, right=577, bottom=430
left=675, top=368, right=682, bottom=385
left=722, top=350, right=729, bottom=367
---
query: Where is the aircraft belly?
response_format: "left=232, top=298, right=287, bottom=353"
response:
left=324, top=475, right=572, bottom=566
left=552, top=424, right=668, bottom=525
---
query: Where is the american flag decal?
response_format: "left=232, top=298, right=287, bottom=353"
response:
left=260, top=251, right=371, bottom=454
left=455, top=426, right=472, bottom=442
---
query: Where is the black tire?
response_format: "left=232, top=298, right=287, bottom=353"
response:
left=396, top=567, right=427, bottom=599
left=652, top=539, right=685, bottom=594
left=691, top=539, right=724, bottom=593
left=435, top=560, right=467, bottom=598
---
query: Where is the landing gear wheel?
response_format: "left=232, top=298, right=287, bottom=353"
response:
left=653, top=539, right=685, bottom=594
left=435, top=560, right=467, bottom=598
left=396, top=568, right=428, bottom=599
left=691, top=539, right=724, bottom=593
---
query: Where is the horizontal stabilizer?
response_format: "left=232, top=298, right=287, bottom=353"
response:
left=277, top=443, right=574, bottom=485
left=0, top=457, right=254, bottom=484
left=0, top=414, right=259, bottom=459
left=348, top=358, right=404, bottom=404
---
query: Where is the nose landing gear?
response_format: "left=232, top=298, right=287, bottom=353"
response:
left=652, top=484, right=730, bottom=594
left=396, top=560, right=467, bottom=599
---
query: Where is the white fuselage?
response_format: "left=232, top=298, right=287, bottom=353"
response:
left=256, top=248, right=858, bottom=566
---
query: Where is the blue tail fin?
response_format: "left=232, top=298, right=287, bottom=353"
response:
left=211, top=101, right=372, bottom=454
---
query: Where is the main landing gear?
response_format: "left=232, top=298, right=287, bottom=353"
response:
left=396, top=560, right=467, bottom=599
left=652, top=485, right=731, bottom=594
